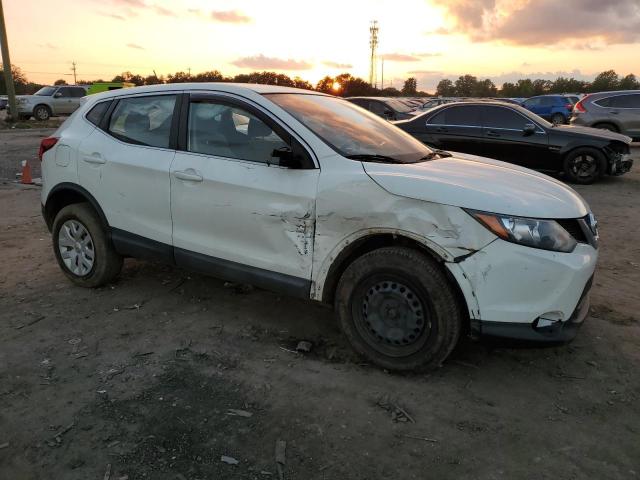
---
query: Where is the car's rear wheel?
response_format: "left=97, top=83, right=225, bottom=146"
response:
left=335, top=247, right=463, bottom=371
left=33, top=105, right=51, bottom=121
left=593, top=122, right=618, bottom=133
left=551, top=113, right=566, bottom=125
left=563, top=147, right=607, bottom=184
left=52, top=203, right=123, bottom=287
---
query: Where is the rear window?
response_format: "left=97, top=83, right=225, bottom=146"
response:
left=483, top=106, right=530, bottom=130
left=85, top=101, right=111, bottom=126
left=71, top=87, right=87, bottom=98
left=107, top=95, right=176, bottom=148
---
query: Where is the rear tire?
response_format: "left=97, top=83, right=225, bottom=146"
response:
left=551, top=113, right=566, bottom=125
left=52, top=203, right=123, bottom=287
left=563, top=147, right=607, bottom=184
left=335, top=247, right=463, bottom=372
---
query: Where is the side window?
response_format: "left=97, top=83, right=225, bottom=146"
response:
left=594, top=97, right=612, bottom=107
left=86, top=101, right=111, bottom=126
left=71, top=88, right=86, bottom=98
left=368, top=101, right=387, bottom=116
left=608, top=94, right=640, bottom=108
left=523, top=98, right=540, bottom=107
left=483, top=107, right=529, bottom=130
left=540, top=97, right=555, bottom=106
left=427, top=106, right=481, bottom=126
left=187, top=100, right=289, bottom=164
left=56, top=87, right=73, bottom=98
left=107, top=95, right=176, bottom=148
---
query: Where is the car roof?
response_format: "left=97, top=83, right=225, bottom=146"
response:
left=588, top=90, right=640, bottom=97
left=92, top=82, right=330, bottom=100
left=417, top=100, right=538, bottom=116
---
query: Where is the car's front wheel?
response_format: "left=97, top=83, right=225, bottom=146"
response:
left=335, top=247, right=463, bottom=371
left=52, top=203, right=123, bottom=287
left=33, top=105, right=51, bottom=121
left=563, top=147, right=607, bottom=184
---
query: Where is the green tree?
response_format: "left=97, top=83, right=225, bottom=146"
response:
left=590, top=70, right=620, bottom=92
left=619, top=74, right=639, bottom=90
left=293, top=77, right=313, bottom=90
left=53, top=79, right=68, bottom=85
left=316, top=75, right=335, bottom=94
left=0, top=64, right=29, bottom=94
left=435, top=79, right=456, bottom=96
left=472, top=78, right=497, bottom=97
left=454, top=75, right=478, bottom=96
left=532, top=79, right=552, bottom=95
left=402, top=77, right=417, bottom=95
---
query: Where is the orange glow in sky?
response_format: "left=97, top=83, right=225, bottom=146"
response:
left=4, top=0, right=640, bottom=92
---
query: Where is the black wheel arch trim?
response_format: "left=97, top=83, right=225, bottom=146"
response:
left=44, top=183, right=109, bottom=233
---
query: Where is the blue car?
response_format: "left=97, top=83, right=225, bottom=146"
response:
left=521, top=95, right=574, bottom=124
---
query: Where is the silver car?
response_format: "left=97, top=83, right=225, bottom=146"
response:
left=570, top=90, right=640, bottom=140
left=12, top=85, right=87, bottom=121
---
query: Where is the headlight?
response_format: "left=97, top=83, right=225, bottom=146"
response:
left=467, top=210, right=577, bottom=253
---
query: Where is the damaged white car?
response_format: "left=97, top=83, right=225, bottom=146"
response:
left=40, top=84, right=598, bottom=371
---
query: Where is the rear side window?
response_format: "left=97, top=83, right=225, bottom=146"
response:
left=369, top=101, right=388, bottom=115
left=71, top=88, right=86, bottom=98
left=427, top=105, right=481, bottom=126
left=85, top=101, right=111, bottom=126
left=56, top=87, right=73, bottom=98
left=597, top=94, right=640, bottom=108
left=483, top=106, right=529, bottom=130
left=107, top=95, right=176, bottom=148
left=540, top=97, right=555, bottom=106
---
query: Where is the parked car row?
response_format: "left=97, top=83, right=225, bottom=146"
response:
left=40, top=83, right=602, bottom=371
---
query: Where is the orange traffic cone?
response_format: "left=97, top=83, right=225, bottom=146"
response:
left=20, top=160, right=33, bottom=185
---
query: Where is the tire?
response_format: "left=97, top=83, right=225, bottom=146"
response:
left=52, top=203, right=123, bottom=287
left=593, top=122, right=618, bottom=133
left=563, top=147, right=607, bottom=185
left=551, top=113, right=566, bottom=125
left=33, top=105, right=51, bottom=121
left=334, top=247, right=463, bottom=371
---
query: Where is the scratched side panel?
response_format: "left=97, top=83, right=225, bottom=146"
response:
left=311, top=154, right=496, bottom=301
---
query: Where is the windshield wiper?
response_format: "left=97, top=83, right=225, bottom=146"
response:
left=345, top=154, right=404, bottom=164
left=419, top=149, right=452, bottom=161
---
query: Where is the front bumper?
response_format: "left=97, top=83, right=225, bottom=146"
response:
left=610, top=153, right=633, bottom=176
left=447, top=238, right=598, bottom=342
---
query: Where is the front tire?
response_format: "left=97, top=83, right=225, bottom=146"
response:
left=563, top=147, right=607, bottom=184
left=52, top=203, right=123, bottom=287
left=33, top=105, right=51, bottom=121
left=335, top=247, right=463, bottom=371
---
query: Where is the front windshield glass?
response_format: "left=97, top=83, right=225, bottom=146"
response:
left=35, top=87, right=57, bottom=96
left=265, top=93, right=433, bottom=163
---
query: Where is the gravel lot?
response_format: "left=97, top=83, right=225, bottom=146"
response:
left=1, top=128, right=639, bottom=479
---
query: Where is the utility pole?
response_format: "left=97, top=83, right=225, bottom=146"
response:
left=188, top=66, right=191, bottom=77
left=380, top=58, right=384, bottom=90
left=71, top=61, right=77, bottom=84
left=369, top=20, right=379, bottom=88
left=0, top=0, right=18, bottom=121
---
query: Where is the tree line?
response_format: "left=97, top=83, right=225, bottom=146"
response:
left=436, top=70, right=639, bottom=98
left=2, top=64, right=638, bottom=99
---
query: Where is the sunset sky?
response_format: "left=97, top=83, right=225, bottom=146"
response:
left=5, top=0, right=640, bottom=92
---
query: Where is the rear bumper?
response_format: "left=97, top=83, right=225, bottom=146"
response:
left=470, top=275, right=592, bottom=343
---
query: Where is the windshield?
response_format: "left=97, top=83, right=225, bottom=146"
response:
left=34, top=87, right=57, bottom=96
left=265, top=93, right=433, bottom=163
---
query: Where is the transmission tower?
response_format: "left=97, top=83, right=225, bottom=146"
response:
left=71, top=61, right=77, bottom=84
left=369, top=20, right=379, bottom=88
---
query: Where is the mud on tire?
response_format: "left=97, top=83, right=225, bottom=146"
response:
left=335, top=247, right=463, bottom=372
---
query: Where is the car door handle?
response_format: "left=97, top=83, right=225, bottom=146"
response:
left=83, top=153, right=106, bottom=164
left=486, top=130, right=501, bottom=137
left=173, top=169, right=203, bottom=182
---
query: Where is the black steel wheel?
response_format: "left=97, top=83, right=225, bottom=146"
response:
left=563, top=147, right=607, bottom=184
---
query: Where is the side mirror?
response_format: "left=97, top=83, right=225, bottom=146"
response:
left=523, top=123, right=536, bottom=136
left=272, top=146, right=302, bottom=169
left=53, top=92, right=62, bottom=98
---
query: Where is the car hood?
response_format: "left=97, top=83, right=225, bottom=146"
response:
left=554, top=124, right=632, bottom=143
left=363, top=152, right=590, bottom=219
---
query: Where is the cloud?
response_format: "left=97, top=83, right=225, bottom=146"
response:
left=413, top=52, right=442, bottom=57
left=211, top=10, right=252, bottom=23
left=153, top=4, right=173, bottom=16
left=380, top=53, right=422, bottom=62
left=111, top=0, right=146, bottom=6
left=432, top=0, right=640, bottom=46
left=408, top=70, right=441, bottom=74
left=231, top=55, right=312, bottom=71
left=127, top=43, right=145, bottom=50
left=98, top=11, right=127, bottom=20
left=322, top=61, right=353, bottom=69
left=38, top=42, right=58, bottom=49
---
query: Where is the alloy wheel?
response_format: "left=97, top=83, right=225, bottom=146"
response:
left=58, top=220, right=95, bottom=276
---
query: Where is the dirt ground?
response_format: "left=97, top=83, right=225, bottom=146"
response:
left=1, top=128, right=639, bottom=480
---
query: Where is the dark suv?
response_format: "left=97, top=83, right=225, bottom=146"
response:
left=521, top=95, right=574, bottom=124
left=570, top=91, right=640, bottom=140
left=346, top=97, right=416, bottom=120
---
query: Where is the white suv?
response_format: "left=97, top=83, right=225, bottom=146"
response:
left=40, top=84, right=598, bottom=371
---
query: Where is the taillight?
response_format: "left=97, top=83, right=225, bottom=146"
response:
left=38, top=137, right=58, bottom=161
left=573, top=95, right=590, bottom=113
left=565, top=104, right=573, bottom=111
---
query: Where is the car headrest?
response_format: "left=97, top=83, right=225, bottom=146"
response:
left=248, top=118, right=273, bottom=138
